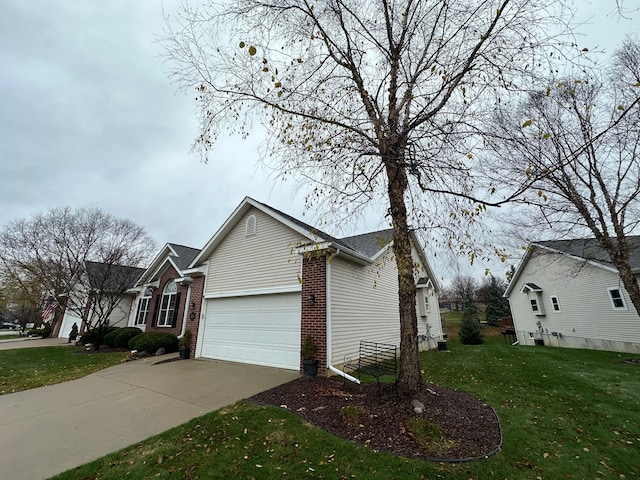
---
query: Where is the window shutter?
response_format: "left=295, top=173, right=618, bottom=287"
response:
left=151, top=296, right=160, bottom=327
left=172, top=292, right=181, bottom=327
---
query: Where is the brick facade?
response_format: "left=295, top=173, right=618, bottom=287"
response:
left=300, top=254, right=327, bottom=375
left=145, top=265, right=188, bottom=336
left=184, top=275, right=205, bottom=359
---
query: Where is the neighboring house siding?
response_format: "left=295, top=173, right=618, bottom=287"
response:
left=509, top=249, right=640, bottom=353
left=104, top=296, right=134, bottom=328
left=416, top=287, right=444, bottom=349
left=204, top=208, right=307, bottom=294
left=329, top=250, right=401, bottom=365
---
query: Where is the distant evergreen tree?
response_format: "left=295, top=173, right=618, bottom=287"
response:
left=485, top=276, right=511, bottom=326
left=458, top=310, right=484, bottom=345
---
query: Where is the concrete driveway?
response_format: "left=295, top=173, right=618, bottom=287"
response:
left=0, top=355, right=299, bottom=480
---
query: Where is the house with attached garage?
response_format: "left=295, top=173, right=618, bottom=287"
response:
left=183, top=196, right=444, bottom=375
left=505, top=237, right=640, bottom=354
left=126, top=244, right=202, bottom=346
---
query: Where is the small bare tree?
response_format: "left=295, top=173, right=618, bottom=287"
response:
left=487, top=37, right=640, bottom=315
left=162, top=0, right=572, bottom=393
left=0, top=207, right=155, bottom=344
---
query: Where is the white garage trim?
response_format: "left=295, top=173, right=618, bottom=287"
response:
left=204, top=284, right=301, bottom=299
left=201, top=292, right=301, bottom=370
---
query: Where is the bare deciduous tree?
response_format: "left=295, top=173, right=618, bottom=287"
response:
left=487, top=37, right=640, bottom=315
left=162, top=0, right=572, bottom=393
left=0, top=207, right=155, bottom=344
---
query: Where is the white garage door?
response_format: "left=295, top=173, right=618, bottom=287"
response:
left=201, top=293, right=301, bottom=370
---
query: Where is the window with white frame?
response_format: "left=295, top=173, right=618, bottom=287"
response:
left=530, top=298, right=540, bottom=313
left=245, top=214, right=257, bottom=237
left=425, top=296, right=430, bottom=313
left=134, top=287, right=153, bottom=325
left=608, top=287, right=627, bottom=310
left=158, top=280, right=177, bottom=326
left=550, top=295, right=561, bottom=313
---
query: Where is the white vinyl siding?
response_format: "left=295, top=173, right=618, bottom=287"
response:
left=330, top=253, right=400, bottom=365
left=550, top=296, right=561, bottom=313
left=204, top=208, right=306, bottom=294
left=508, top=249, right=640, bottom=353
left=330, top=247, right=444, bottom=364
left=608, top=288, right=628, bottom=310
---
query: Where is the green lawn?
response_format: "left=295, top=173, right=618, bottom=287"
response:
left=52, top=337, right=640, bottom=480
left=0, top=346, right=128, bottom=394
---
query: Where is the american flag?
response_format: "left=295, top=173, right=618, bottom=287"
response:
left=42, top=298, right=59, bottom=320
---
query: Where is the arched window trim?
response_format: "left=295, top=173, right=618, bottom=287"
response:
left=158, top=279, right=178, bottom=327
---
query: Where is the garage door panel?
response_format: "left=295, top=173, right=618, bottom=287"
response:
left=201, top=293, right=301, bottom=370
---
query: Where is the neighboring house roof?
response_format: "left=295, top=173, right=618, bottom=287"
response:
left=505, top=236, right=640, bottom=297
left=85, top=261, right=145, bottom=292
left=135, top=243, right=201, bottom=287
left=536, top=237, right=640, bottom=271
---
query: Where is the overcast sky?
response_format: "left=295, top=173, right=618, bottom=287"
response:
left=0, top=1, right=637, bottom=283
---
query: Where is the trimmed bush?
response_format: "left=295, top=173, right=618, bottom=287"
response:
left=78, top=326, right=118, bottom=346
left=129, top=331, right=178, bottom=354
left=103, top=328, right=121, bottom=347
left=114, top=327, right=143, bottom=349
left=41, top=323, right=52, bottom=338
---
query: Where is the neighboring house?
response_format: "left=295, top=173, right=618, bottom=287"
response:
left=183, top=196, right=444, bottom=374
left=505, top=238, right=640, bottom=354
left=56, top=261, right=145, bottom=339
left=127, top=243, right=202, bottom=340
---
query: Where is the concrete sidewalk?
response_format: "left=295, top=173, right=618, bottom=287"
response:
left=0, top=356, right=298, bottom=480
left=0, top=336, right=71, bottom=350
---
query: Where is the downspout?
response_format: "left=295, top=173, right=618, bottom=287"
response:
left=326, top=249, right=361, bottom=384
left=179, top=284, right=192, bottom=338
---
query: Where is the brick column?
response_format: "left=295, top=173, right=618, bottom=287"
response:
left=301, top=255, right=327, bottom=375
left=185, top=275, right=205, bottom=359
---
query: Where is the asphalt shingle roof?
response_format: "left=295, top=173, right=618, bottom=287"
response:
left=167, top=244, right=201, bottom=271
left=85, top=261, right=145, bottom=292
left=253, top=199, right=393, bottom=257
left=536, top=236, right=640, bottom=270
left=338, top=229, right=394, bottom=258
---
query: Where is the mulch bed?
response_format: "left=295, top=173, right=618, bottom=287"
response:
left=249, top=376, right=502, bottom=461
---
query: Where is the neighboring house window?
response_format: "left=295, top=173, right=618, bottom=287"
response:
left=245, top=215, right=257, bottom=237
left=550, top=296, right=561, bottom=313
left=608, top=288, right=627, bottom=310
left=425, top=297, right=430, bottom=313
left=135, top=287, right=153, bottom=325
left=530, top=298, right=540, bottom=313
left=521, top=282, right=545, bottom=316
left=158, top=280, right=177, bottom=326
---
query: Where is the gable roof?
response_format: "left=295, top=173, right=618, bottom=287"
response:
left=135, top=243, right=201, bottom=287
left=190, top=197, right=376, bottom=267
left=85, top=261, right=145, bottom=293
left=536, top=237, right=640, bottom=271
left=168, top=244, right=201, bottom=271
left=505, top=236, right=640, bottom=297
left=189, top=197, right=440, bottom=290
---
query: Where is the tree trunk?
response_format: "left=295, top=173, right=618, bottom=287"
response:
left=385, top=158, right=422, bottom=395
